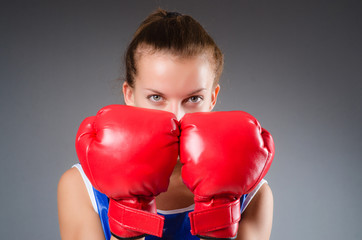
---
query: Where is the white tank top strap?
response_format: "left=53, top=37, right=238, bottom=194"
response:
left=241, top=179, right=268, bottom=214
left=72, top=163, right=98, bottom=213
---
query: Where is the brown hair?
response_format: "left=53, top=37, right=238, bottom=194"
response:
left=124, top=8, right=224, bottom=88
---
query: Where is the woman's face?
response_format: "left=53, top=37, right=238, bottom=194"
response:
left=123, top=51, right=220, bottom=120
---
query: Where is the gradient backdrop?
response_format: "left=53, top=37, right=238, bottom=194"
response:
left=1, top=0, right=361, bottom=239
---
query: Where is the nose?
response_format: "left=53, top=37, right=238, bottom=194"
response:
left=167, top=103, right=185, bottom=120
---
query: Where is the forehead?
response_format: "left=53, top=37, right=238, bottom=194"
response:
left=134, top=50, right=215, bottom=94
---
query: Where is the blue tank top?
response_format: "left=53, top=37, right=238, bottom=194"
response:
left=93, top=187, right=247, bottom=240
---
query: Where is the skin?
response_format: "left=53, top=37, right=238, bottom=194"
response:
left=58, top=50, right=273, bottom=240
left=123, top=50, right=219, bottom=119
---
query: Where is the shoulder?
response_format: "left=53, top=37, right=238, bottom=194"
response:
left=238, top=183, right=273, bottom=239
left=57, top=167, right=104, bottom=239
left=245, top=183, right=273, bottom=217
left=58, top=167, right=89, bottom=204
left=57, top=167, right=93, bottom=225
left=58, top=167, right=82, bottom=191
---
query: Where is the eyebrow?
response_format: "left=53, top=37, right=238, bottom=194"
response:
left=145, top=88, right=207, bottom=96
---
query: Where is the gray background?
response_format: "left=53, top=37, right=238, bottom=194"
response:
left=1, top=0, right=361, bottom=239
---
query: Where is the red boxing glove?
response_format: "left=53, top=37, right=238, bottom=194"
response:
left=180, top=111, right=275, bottom=239
left=75, top=105, right=179, bottom=239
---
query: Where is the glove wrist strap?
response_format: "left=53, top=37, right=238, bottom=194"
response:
left=108, top=199, right=164, bottom=238
left=189, top=199, right=241, bottom=236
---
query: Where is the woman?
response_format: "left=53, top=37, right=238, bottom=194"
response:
left=58, top=9, right=273, bottom=240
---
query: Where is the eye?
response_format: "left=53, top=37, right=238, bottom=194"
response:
left=187, top=96, right=203, bottom=103
left=148, top=95, right=163, bottom=102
